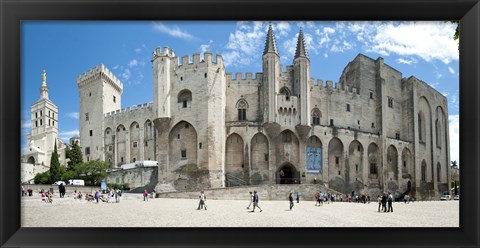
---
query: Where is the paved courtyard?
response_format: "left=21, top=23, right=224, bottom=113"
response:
left=21, top=194, right=459, bottom=227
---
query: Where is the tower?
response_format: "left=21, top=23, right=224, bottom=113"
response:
left=293, top=28, right=311, bottom=125
left=77, top=64, right=123, bottom=162
left=262, top=24, right=281, bottom=123
left=152, top=47, right=175, bottom=119
left=26, top=70, right=59, bottom=166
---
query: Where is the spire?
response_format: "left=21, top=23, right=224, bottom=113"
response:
left=40, top=69, right=49, bottom=99
left=263, top=24, right=279, bottom=55
left=294, top=28, right=309, bottom=59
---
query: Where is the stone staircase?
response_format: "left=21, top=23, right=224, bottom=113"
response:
left=225, top=173, right=247, bottom=187
left=157, top=183, right=344, bottom=201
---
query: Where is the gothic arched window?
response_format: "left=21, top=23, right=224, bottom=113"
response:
left=237, top=99, right=248, bottom=121
left=311, top=108, right=321, bottom=125
left=279, top=87, right=292, bottom=101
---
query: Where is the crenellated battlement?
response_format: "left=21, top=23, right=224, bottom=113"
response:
left=152, top=46, right=176, bottom=60
left=77, top=64, right=123, bottom=93
left=176, top=52, right=223, bottom=68
left=104, top=102, right=153, bottom=117
left=226, top=72, right=262, bottom=81
left=309, top=79, right=359, bottom=96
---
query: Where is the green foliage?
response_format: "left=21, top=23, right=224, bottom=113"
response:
left=34, top=171, right=50, bottom=184
left=66, top=142, right=83, bottom=169
left=60, top=167, right=77, bottom=182
left=49, top=142, right=61, bottom=184
left=74, top=160, right=109, bottom=186
left=447, top=21, right=459, bottom=49
left=107, top=183, right=130, bottom=190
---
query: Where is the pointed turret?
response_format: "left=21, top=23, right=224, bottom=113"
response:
left=40, top=70, right=49, bottom=99
left=263, top=24, right=279, bottom=55
left=294, top=28, right=309, bottom=59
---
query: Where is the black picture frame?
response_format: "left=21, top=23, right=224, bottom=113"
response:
left=1, top=0, right=478, bottom=247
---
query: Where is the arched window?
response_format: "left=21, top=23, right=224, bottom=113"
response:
left=237, top=99, right=248, bottom=121
left=437, top=163, right=441, bottom=182
left=279, top=87, right=292, bottom=101
left=418, top=112, right=426, bottom=143
left=178, top=89, right=192, bottom=108
left=435, top=119, right=441, bottom=147
left=311, top=108, right=321, bottom=125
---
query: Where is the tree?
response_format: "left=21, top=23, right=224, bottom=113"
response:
left=66, top=142, right=83, bottom=170
left=34, top=171, right=50, bottom=184
left=74, top=160, right=109, bottom=186
left=448, top=21, right=459, bottom=49
left=49, top=142, right=61, bottom=184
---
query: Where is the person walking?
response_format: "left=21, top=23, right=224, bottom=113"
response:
left=197, top=191, right=207, bottom=210
left=143, top=188, right=149, bottom=202
left=387, top=192, right=394, bottom=212
left=289, top=193, right=294, bottom=210
left=381, top=193, right=387, bottom=212
left=296, top=191, right=300, bottom=203
left=94, top=190, right=100, bottom=203
left=250, top=191, right=262, bottom=212
left=246, top=191, right=253, bottom=209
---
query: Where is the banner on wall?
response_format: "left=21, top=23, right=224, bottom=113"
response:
left=306, top=147, right=322, bottom=173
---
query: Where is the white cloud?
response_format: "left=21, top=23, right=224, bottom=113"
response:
left=223, top=21, right=266, bottom=67
left=21, top=121, right=31, bottom=129
left=121, top=69, right=131, bottom=81
left=365, top=22, right=458, bottom=64
left=448, top=66, right=455, bottom=74
left=153, top=22, right=195, bottom=40
left=128, top=59, right=138, bottom=67
left=112, top=65, right=121, bottom=70
left=59, top=130, right=79, bottom=139
left=66, top=112, right=79, bottom=120
left=449, top=115, right=459, bottom=164
left=134, top=44, right=146, bottom=53
left=396, top=57, right=418, bottom=65
left=199, top=40, right=213, bottom=54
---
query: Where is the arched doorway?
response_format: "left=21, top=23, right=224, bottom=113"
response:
left=27, top=156, right=35, bottom=164
left=277, top=163, right=299, bottom=184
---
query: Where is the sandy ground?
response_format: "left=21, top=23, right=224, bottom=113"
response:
left=21, top=194, right=459, bottom=227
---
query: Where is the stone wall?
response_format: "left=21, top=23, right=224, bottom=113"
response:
left=106, top=167, right=158, bottom=189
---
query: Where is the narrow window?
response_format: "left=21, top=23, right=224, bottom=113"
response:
left=109, top=146, right=112, bottom=151
left=133, top=158, right=136, bottom=162
left=371, top=123, right=375, bottom=128
left=40, top=119, right=42, bottom=126
left=181, top=150, right=187, bottom=160
left=357, top=145, right=361, bottom=151
left=346, top=104, right=350, bottom=112
left=136, top=124, right=139, bottom=128
left=238, top=109, right=246, bottom=121
left=89, top=92, right=92, bottom=97
left=133, top=142, right=138, bottom=148
left=48, top=119, right=51, bottom=126
left=370, top=92, right=373, bottom=99
left=177, top=134, right=180, bottom=139
left=357, top=120, right=360, bottom=125
left=388, top=97, right=393, bottom=108
left=35, top=112, right=38, bottom=118
left=182, top=100, right=187, bottom=108
left=370, top=163, right=377, bottom=174
left=199, top=143, right=202, bottom=149
left=335, top=157, right=339, bottom=165
left=282, top=132, right=292, bottom=143
left=421, top=164, right=426, bottom=181
left=330, top=119, right=334, bottom=126
left=395, top=132, right=400, bottom=140
left=338, top=171, right=341, bottom=175
left=52, top=113, right=55, bottom=119
left=52, top=121, right=55, bottom=126
left=264, top=153, right=269, bottom=161
left=121, top=157, right=124, bottom=163
left=355, top=164, right=358, bottom=172
left=85, top=147, right=90, bottom=155
left=40, top=110, right=42, bottom=116
left=90, top=130, right=93, bottom=136
left=35, top=121, right=38, bottom=127
left=204, top=73, right=207, bottom=78
left=180, top=76, right=183, bottom=81
left=145, top=141, right=148, bottom=147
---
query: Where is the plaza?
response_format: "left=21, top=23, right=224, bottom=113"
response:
left=21, top=194, right=459, bottom=227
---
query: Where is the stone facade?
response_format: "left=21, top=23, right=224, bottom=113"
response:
left=78, top=26, right=450, bottom=200
left=22, top=70, right=68, bottom=183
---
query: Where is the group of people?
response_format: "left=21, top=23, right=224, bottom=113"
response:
left=40, top=190, right=53, bottom=203
left=21, top=185, right=33, bottom=197
left=246, top=191, right=262, bottom=212
left=377, top=192, right=394, bottom=212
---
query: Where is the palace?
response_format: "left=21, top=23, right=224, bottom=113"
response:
left=76, top=26, right=450, bottom=199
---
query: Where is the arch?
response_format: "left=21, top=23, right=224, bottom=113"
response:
left=348, top=140, right=364, bottom=183
left=178, top=89, right=192, bottom=108
left=251, top=133, right=269, bottom=183
left=129, top=121, right=141, bottom=163
left=435, top=106, right=446, bottom=148
left=368, top=143, right=381, bottom=179
left=144, top=120, right=154, bottom=161
left=27, top=156, right=35, bottom=164
left=168, top=121, right=198, bottom=170
left=421, top=160, right=427, bottom=181
left=418, top=111, right=426, bottom=143
left=225, top=133, right=246, bottom=181
left=328, top=138, right=344, bottom=179
left=277, top=162, right=299, bottom=184
left=116, top=124, right=127, bottom=167
left=311, top=108, right=321, bottom=125
left=279, top=87, right=292, bottom=101
left=387, top=145, right=398, bottom=181
left=276, top=130, right=300, bottom=177
left=236, top=98, right=248, bottom=121
left=104, top=127, right=113, bottom=166
left=306, top=135, right=322, bottom=173
left=401, top=148, right=413, bottom=177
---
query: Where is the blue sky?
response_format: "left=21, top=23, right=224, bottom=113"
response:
left=21, top=21, right=460, bottom=164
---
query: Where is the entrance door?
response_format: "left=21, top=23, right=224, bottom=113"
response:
left=277, top=163, right=300, bottom=184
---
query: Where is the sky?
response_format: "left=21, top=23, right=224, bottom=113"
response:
left=21, top=21, right=460, bottom=164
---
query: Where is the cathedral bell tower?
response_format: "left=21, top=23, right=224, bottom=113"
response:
left=293, top=28, right=311, bottom=126
left=262, top=24, right=281, bottom=123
